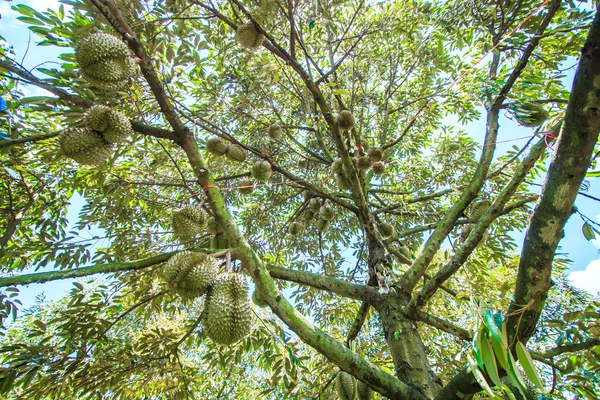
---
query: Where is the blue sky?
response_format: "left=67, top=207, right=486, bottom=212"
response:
left=1, top=0, right=598, bottom=312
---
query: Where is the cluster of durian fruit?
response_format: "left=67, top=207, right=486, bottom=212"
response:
left=59, top=104, right=133, bottom=165
left=287, top=193, right=336, bottom=235
left=335, top=371, right=374, bottom=400
left=58, top=32, right=138, bottom=165
left=168, top=205, right=253, bottom=345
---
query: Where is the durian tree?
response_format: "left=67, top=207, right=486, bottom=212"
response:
left=0, top=0, right=600, bottom=399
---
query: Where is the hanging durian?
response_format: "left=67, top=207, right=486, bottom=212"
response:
left=267, top=123, right=283, bottom=140
left=288, top=221, right=304, bottom=236
left=319, top=204, right=334, bottom=221
left=160, top=251, right=219, bottom=299
left=335, top=371, right=357, bottom=400
left=468, top=199, right=492, bottom=221
left=59, top=128, right=114, bottom=165
left=315, top=218, right=330, bottom=231
left=512, top=102, right=549, bottom=127
left=357, top=156, right=372, bottom=170
left=367, top=147, right=383, bottom=162
left=337, top=110, right=355, bottom=131
left=251, top=160, right=273, bottom=181
left=331, top=158, right=344, bottom=173
left=75, top=32, right=136, bottom=92
left=238, top=178, right=254, bottom=195
left=357, top=380, right=374, bottom=400
left=203, top=272, right=253, bottom=345
left=206, top=137, right=228, bottom=156
left=84, top=105, right=133, bottom=144
left=309, top=198, right=322, bottom=212
left=398, top=245, right=411, bottom=260
left=225, top=144, right=247, bottom=162
left=335, top=173, right=352, bottom=190
left=236, top=23, right=264, bottom=50
left=206, top=216, right=222, bottom=235
left=172, top=205, right=206, bottom=240
left=379, top=222, right=395, bottom=237
left=371, top=161, right=386, bottom=175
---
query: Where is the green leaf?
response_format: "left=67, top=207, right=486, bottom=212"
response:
left=480, top=336, right=502, bottom=389
left=466, top=353, right=496, bottom=398
left=515, top=342, right=544, bottom=391
left=583, top=222, right=596, bottom=241
left=484, top=310, right=503, bottom=344
left=490, top=335, right=509, bottom=371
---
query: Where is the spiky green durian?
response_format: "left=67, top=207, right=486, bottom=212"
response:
left=331, top=158, right=344, bottom=173
left=398, top=245, right=411, bottom=259
left=267, top=123, right=283, bottom=140
left=319, top=204, right=334, bottom=221
left=288, top=221, right=304, bottom=236
left=315, top=218, right=330, bottom=231
left=309, top=198, right=322, bottom=212
left=206, top=137, right=228, bottom=156
left=206, top=216, right=222, bottom=235
left=512, top=102, right=549, bottom=128
left=251, top=160, right=273, bottom=181
left=75, top=33, right=135, bottom=92
left=304, top=209, right=316, bottom=222
left=302, top=190, right=311, bottom=201
left=335, top=371, right=357, bottom=400
left=236, top=23, right=264, bottom=50
left=238, top=178, right=254, bottom=195
left=252, top=289, right=268, bottom=308
left=203, top=272, right=253, bottom=345
left=357, top=156, right=372, bottom=170
left=59, top=128, right=113, bottom=165
left=379, top=222, right=395, bottom=237
left=172, top=205, right=206, bottom=240
left=161, top=251, right=219, bottom=298
left=335, top=173, right=351, bottom=190
left=337, top=110, right=355, bottom=131
left=225, top=144, right=247, bottom=162
left=468, top=199, right=492, bottom=221
left=371, top=161, right=385, bottom=175
left=357, top=381, right=374, bottom=400
left=84, top=105, right=132, bottom=144
left=367, top=147, right=383, bottom=162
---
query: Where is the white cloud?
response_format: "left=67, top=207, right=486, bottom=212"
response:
left=568, top=259, right=600, bottom=295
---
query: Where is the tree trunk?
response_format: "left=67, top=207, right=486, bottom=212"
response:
left=375, top=294, right=442, bottom=399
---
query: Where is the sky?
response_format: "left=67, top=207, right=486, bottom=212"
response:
left=1, top=0, right=599, bottom=313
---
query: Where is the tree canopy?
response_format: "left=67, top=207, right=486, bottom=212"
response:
left=0, top=0, right=599, bottom=399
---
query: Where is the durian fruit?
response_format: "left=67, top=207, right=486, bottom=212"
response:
left=59, top=128, right=114, bottom=165
left=468, top=199, right=492, bottom=221
left=225, top=144, right=247, bottom=162
left=371, top=161, right=386, bottom=175
left=512, top=102, right=549, bottom=128
left=236, top=23, right=264, bottom=50
left=84, top=105, right=132, bottom=144
left=319, top=204, right=334, bottom=221
left=309, top=198, right=322, bottom=212
left=335, top=173, right=352, bottom=190
left=251, top=160, right=273, bottom=181
left=315, top=218, right=330, bottom=231
left=398, top=245, right=411, bottom=260
left=379, top=222, right=395, bottom=237
left=203, top=272, right=253, bottom=345
left=331, top=158, right=344, bottom=173
left=337, top=110, right=355, bottom=131
left=357, top=156, right=372, bottom=170
left=206, top=137, right=228, bottom=156
left=252, top=288, right=268, bottom=308
left=75, top=33, right=136, bottom=92
left=288, top=221, right=304, bottom=236
left=357, top=381, right=374, bottom=400
left=302, top=190, right=311, bottom=201
left=161, top=251, right=219, bottom=298
left=367, top=147, right=383, bottom=162
left=267, top=123, right=283, bottom=140
left=335, top=371, right=357, bottom=400
left=206, top=216, right=222, bottom=235
left=304, top=209, right=316, bottom=222
left=172, top=205, right=206, bottom=240
left=238, top=178, right=254, bottom=195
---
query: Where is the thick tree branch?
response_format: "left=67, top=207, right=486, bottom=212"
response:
left=267, top=265, right=379, bottom=302
left=506, top=8, right=600, bottom=345
left=0, top=132, right=60, bottom=149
